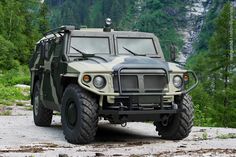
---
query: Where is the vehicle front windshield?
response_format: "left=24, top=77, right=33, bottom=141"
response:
left=117, top=38, right=157, bottom=55
left=70, top=37, right=110, bottom=55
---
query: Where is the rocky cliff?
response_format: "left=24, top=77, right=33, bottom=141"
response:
left=178, top=0, right=212, bottom=62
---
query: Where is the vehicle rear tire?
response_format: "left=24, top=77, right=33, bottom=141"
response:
left=33, top=81, right=53, bottom=127
left=61, top=84, right=98, bottom=144
left=155, top=94, right=194, bottom=140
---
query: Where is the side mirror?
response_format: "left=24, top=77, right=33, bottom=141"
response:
left=170, top=50, right=177, bottom=62
left=170, top=44, right=177, bottom=62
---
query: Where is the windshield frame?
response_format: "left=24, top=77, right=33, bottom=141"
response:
left=114, top=34, right=161, bottom=58
left=67, top=32, right=114, bottom=57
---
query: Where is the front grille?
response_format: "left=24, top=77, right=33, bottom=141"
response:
left=113, top=69, right=168, bottom=94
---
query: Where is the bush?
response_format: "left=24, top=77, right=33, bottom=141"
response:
left=0, top=65, right=30, bottom=86
left=190, top=84, right=215, bottom=127
left=0, top=84, right=29, bottom=104
left=0, top=66, right=30, bottom=106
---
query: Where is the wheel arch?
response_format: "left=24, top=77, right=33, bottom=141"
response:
left=61, top=76, right=100, bottom=105
left=31, top=74, right=40, bottom=105
left=61, top=76, right=78, bottom=93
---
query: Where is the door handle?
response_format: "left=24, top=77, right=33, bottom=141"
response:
left=39, top=65, right=50, bottom=73
left=39, top=65, right=45, bottom=69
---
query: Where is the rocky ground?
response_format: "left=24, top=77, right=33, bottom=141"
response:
left=0, top=105, right=235, bottom=157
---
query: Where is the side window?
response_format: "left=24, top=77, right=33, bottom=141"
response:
left=40, top=37, right=64, bottom=61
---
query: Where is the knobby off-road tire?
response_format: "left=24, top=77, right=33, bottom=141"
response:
left=33, top=81, right=53, bottom=127
left=155, top=94, right=194, bottom=140
left=61, top=84, right=98, bottom=144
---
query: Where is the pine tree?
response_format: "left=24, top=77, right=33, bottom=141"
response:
left=110, top=0, right=123, bottom=27
left=39, top=3, right=50, bottom=33
left=206, top=2, right=236, bottom=127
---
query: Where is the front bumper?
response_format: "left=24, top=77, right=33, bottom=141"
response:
left=99, top=109, right=184, bottom=123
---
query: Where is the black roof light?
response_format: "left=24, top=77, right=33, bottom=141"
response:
left=105, top=18, right=112, bottom=26
left=103, top=18, right=112, bottom=32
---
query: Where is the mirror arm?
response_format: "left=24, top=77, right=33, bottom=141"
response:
left=173, top=61, right=186, bottom=67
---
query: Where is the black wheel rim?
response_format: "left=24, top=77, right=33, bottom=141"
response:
left=66, top=100, right=77, bottom=128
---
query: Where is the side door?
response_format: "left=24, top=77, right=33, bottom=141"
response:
left=51, top=37, right=66, bottom=107
left=41, top=37, right=65, bottom=111
left=29, top=43, right=43, bottom=98
left=41, top=40, right=57, bottom=109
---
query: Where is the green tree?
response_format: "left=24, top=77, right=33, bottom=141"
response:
left=39, top=3, right=50, bottom=33
left=188, top=2, right=236, bottom=127
left=0, top=0, right=47, bottom=67
left=207, top=2, right=236, bottom=127
left=133, top=0, right=185, bottom=59
left=110, top=0, right=123, bottom=27
left=0, top=35, right=18, bottom=70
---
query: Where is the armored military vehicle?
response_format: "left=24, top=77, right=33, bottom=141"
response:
left=29, top=19, right=198, bottom=144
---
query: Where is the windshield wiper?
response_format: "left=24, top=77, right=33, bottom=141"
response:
left=123, top=47, right=146, bottom=56
left=71, top=46, right=95, bottom=57
left=71, top=46, right=109, bottom=62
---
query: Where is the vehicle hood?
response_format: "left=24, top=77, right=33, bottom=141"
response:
left=67, top=56, right=179, bottom=74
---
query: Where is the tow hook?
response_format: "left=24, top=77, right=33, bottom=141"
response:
left=161, top=115, right=169, bottom=126
left=172, top=102, right=178, bottom=110
left=121, top=122, right=127, bottom=127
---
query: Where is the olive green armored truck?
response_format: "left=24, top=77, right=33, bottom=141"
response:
left=29, top=19, right=198, bottom=144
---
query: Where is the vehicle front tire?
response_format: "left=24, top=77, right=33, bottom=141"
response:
left=33, top=81, right=53, bottom=127
left=155, top=94, right=194, bottom=140
left=61, top=84, right=98, bottom=144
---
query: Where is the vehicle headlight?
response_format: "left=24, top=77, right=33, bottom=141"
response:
left=173, top=75, right=183, bottom=88
left=93, top=76, right=106, bottom=89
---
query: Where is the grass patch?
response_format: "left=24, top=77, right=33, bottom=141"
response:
left=0, top=66, right=30, bottom=106
left=24, top=106, right=33, bottom=111
left=217, top=133, right=236, bottom=139
left=0, top=66, right=30, bottom=86
left=0, top=85, right=29, bottom=100
left=0, top=100, right=15, bottom=106
left=202, top=131, right=208, bottom=140
left=0, top=110, right=11, bottom=116
left=16, top=101, right=26, bottom=106
left=0, top=85, right=29, bottom=106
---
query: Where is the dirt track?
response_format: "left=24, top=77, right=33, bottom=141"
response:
left=0, top=106, right=236, bottom=157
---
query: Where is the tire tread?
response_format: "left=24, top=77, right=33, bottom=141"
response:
left=155, top=94, right=194, bottom=140
left=61, top=84, right=98, bottom=144
left=33, top=81, right=53, bottom=127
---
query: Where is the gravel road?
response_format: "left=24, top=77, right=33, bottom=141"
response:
left=0, top=106, right=235, bottom=157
